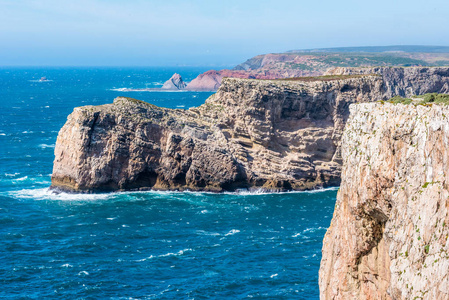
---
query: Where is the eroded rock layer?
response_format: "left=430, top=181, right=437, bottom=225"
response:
left=325, top=66, right=449, bottom=98
left=51, top=75, right=383, bottom=192
left=320, top=103, right=449, bottom=300
left=51, top=67, right=449, bottom=193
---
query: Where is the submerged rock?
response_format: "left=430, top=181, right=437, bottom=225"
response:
left=320, top=102, right=449, bottom=299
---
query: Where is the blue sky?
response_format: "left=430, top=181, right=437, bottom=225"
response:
left=1, top=0, right=448, bottom=66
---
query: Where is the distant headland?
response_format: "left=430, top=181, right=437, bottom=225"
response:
left=158, top=45, right=449, bottom=92
left=51, top=66, right=449, bottom=193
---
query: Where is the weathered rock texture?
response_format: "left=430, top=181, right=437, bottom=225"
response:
left=51, top=67, right=449, bottom=193
left=161, top=73, right=187, bottom=90
left=51, top=75, right=384, bottom=192
left=326, top=66, right=449, bottom=98
left=320, top=103, right=449, bottom=299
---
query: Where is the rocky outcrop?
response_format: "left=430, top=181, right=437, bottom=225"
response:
left=51, top=75, right=384, bottom=192
left=51, top=67, right=449, bottom=193
left=320, top=102, right=449, bottom=299
left=161, top=73, right=187, bottom=90
left=325, top=66, right=449, bottom=98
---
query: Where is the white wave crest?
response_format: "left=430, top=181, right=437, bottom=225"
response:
left=78, top=271, right=89, bottom=276
left=135, top=248, right=193, bottom=262
left=4, top=173, right=20, bottom=177
left=292, top=227, right=326, bottom=238
left=224, top=229, right=240, bottom=236
left=110, top=87, right=194, bottom=93
left=38, top=143, right=55, bottom=149
left=221, top=186, right=339, bottom=196
left=9, top=188, right=113, bottom=201
left=13, top=176, right=28, bottom=181
left=5, top=185, right=339, bottom=202
left=303, top=226, right=326, bottom=233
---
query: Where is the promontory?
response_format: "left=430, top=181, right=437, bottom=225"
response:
left=51, top=67, right=449, bottom=192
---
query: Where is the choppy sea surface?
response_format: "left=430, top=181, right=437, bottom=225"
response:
left=0, top=67, right=337, bottom=299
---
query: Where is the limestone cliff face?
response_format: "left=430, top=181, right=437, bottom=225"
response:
left=325, top=66, right=449, bottom=98
left=320, top=103, right=449, bottom=299
left=51, top=67, right=449, bottom=193
left=51, top=75, right=383, bottom=192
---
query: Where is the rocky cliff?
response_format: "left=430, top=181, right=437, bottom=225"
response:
left=51, top=75, right=383, bottom=192
left=188, top=48, right=449, bottom=91
left=319, top=102, right=449, bottom=299
left=325, top=66, right=449, bottom=98
left=51, top=67, right=449, bottom=193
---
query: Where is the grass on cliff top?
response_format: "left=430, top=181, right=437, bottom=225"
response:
left=385, top=93, right=449, bottom=105
left=115, top=97, right=160, bottom=108
left=275, top=74, right=378, bottom=82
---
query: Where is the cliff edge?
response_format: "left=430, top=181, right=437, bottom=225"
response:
left=319, top=102, right=449, bottom=299
left=51, top=75, right=382, bottom=192
left=51, top=67, right=449, bottom=193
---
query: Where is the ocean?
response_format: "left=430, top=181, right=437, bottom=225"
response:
left=0, top=67, right=337, bottom=299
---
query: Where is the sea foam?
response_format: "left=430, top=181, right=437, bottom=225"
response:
left=9, top=188, right=113, bottom=201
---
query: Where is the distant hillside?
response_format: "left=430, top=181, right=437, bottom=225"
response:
left=186, top=45, right=449, bottom=91
left=288, top=45, right=449, bottom=53
left=234, top=46, right=449, bottom=72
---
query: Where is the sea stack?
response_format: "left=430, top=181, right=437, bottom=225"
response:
left=161, top=73, right=187, bottom=90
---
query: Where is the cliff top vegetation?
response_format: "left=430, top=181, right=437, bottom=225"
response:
left=385, top=93, right=449, bottom=105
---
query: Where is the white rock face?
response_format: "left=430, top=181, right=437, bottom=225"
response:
left=320, top=102, right=449, bottom=300
left=161, top=73, right=187, bottom=90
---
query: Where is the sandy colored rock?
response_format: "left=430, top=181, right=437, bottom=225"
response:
left=51, top=75, right=383, bottom=192
left=320, top=102, right=449, bottom=300
left=325, top=66, right=449, bottom=98
left=51, top=67, right=449, bottom=193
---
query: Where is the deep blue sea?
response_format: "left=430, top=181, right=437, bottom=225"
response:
left=0, top=67, right=337, bottom=299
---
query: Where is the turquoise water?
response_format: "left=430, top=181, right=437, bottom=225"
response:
left=0, top=67, right=336, bottom=299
